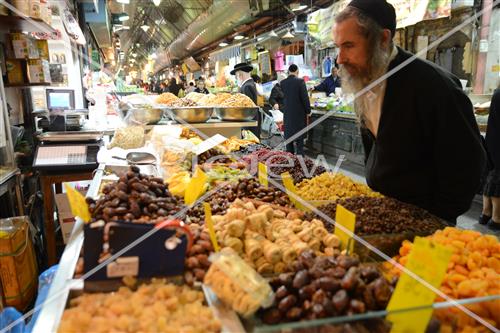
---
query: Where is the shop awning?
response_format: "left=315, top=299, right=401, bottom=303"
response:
left=209, top=44, right=242, bottom=62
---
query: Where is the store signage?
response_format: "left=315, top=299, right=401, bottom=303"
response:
left=184, top=167, right=208, bottom=205
left=386, top=237, right=452, bottom=333
left=64, top=184, right=91, bottom=222
left=479, top=39, right=489, bottom=53
left=203, top=203, right=220, bottom=252
left=334, top=204, right=356, bottom=254
left=258, top=162, right=268, bottom=187
left=451, top=0, right=474, bottom=9
left=258, top=51, right=272, bottom=76
left=106, top=257, right=139, bottom=278
left=388, top=0, right=451, bottom=28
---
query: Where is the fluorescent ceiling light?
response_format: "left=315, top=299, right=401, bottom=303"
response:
left=291, top=3, right=308, bottom=11
left=257, top=37, right=264, bottom=41
left=131, top=53, right=137, bottom=57
left=152, top=0, right=162, bottom=6
left=234, top=34, right=244, bottom=40
left=150, top=53, right=157, bottom=59
left=117, top=0, right=129, bottom=4
left=269, top=30, right=278, bottom=38
left=141, top=25, right=149, bottom=32
left=118, top=15, right=129, bottom=21
left=219, top=42, right=228, bottom=47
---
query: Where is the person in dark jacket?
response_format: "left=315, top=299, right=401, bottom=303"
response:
left=231, top=62, right=259, bottom=136
left=334, top=0, right=486, bottom=223
left=280, top=64, right=311, bottom=156
left=480, top=87, right=500, bottom=230
left=313, top=67, right=341, bottom=96
left=194, top=80, right=209, bottom=94
left=269, top=82, right=285, bottom=110
left=168, top=78, right=181, bottom=96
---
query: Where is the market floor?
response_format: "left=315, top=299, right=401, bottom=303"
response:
left=314, top=154, right=500, bottom=237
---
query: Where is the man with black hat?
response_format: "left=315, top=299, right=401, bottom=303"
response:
left=231, top=62, right=259, bottom=136
left=333, top=0, right=486, bottom=223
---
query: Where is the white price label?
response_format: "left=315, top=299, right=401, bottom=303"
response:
left=106, top=256, right=139, bottom=278
left=193, top=134, right=227, bottom=155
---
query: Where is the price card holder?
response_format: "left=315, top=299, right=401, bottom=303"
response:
left=193, top=134, right=227, bottom=155
left=258, top=162, right=268, bottom=187
left=64, top=183, right=90, bottom=222
left=281, top=172, right=307, bottom=211
left=386, top=237, right=452, bottom=333
left=334, top=204, right=356, bottom=254
left=184, top=167, right=208, bottom=205
left=203, top=203, right=220, bottom=252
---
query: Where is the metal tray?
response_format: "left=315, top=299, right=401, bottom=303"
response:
left=214, top=107, right=258, bottom=121
left=165, top=106, right=214, bottom=123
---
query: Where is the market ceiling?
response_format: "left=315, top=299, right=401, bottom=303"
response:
left=109, top=0, right=335, bottom=73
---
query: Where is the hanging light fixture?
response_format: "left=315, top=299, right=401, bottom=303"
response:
left=269, top=30, right=278, bottom=38
left=118, top=14, right=129, bottom=21
left=117, top=0, right=130, bottom=4
left=219, top=41, right=229, bottom=47
left=152, top=0, right=161, bottom=6
left=234, top=34, right=245, bottom=40
left=141, top=25, right=150, bottom=32
left=283, top=30, right=295, bottom=39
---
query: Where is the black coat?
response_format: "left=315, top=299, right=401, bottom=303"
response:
left=280, top=75, right=311, bottom=139
left=362, top=47, right=486, bottom=222
left=486, top=89, right=500, bottom=170
left=269, top=83, right=285, bottom=110
left=240, top=79, right=258, bottom=104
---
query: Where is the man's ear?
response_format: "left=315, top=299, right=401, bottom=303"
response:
left=381, top=29, right=392, bottom=49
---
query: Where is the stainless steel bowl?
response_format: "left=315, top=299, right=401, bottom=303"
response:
left=167, top=107, right=214, bottom=123
left=118, top=105, right=164, bottom=125
left=214, top=107, right=258, bottom=121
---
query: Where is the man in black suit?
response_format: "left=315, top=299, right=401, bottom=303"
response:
left=280, top=64, right=311, bottom=156
left=231, top=62, right=259, bottom=136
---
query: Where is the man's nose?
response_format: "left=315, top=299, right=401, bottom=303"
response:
left=337, top=49, right=346, bottom=65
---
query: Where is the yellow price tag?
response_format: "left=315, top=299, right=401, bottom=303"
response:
left=184, top=167, right=208, bottom=205
left=334, top=204, right=356, bottom=253
left=258, top=162, right=268, bottom=187
left=203, top=203, right=220, bottom=252
left=387, top=237, right=452, bottom=333
left=64, top=184, right=91, bottom=223
left=281, top=172, right=307, bottom=211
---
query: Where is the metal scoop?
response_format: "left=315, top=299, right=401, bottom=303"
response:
left=112, top=152, right=157, bottom=165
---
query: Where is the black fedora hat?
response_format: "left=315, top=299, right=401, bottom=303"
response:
left=230, top=62, right=254, bottom=75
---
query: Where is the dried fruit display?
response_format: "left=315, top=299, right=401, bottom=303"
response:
left=184, top=224, right=213, bottom=286
left=261, top=251, right=393, bottom=324
left=58, top=280, right=221, bottom=333
left=385, top=227, right=500, bottom=333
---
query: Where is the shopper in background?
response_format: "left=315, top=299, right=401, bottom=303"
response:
left=480, top=86, right=500, bottom=230
left=159, top=82, right=167, bottom=93
left=186, top=81, right=196, bottom=93
left=269, top=74, right=285, bottom=110
left=231, top=62, right=259, bottom=137
left=168, top=78, right=181, bottom=96
left=312, top=67, right=341, bottom=96
left=334, top=0, right=486, bottom=223
left=280, top=64, right=311, bottom=156
left=194, top=80, right=209, bottom=94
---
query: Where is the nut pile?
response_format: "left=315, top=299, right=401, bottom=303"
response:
left=296, top=173, right=382, bottom=201
left=58, top=279, right=221, bottom=333
left=87, top=166, right=184, bottom=224
left=386, top=227, right=500, bottom=333
left=212, top=199, right=341, bottom=275
left=184, top=224, right=213, bottom=286
left=185, top=178, right=292, bottom=224
left=306, top=197, right=444, bottom=235
left=241, top=149, right=326, bottom=183
left=261, top=251, right=393, bottom=324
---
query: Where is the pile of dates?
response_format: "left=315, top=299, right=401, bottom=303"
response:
left=184, top=224, right=213, bottom=286
left=260, top=251, right=393, bottom=324
left=185, top=177, right=292, bottom=224
left=307, top=197, right=444, bottom=235
left=87, top=166, right=184, bottom=223
left=197, top=148, right=232, bottom=165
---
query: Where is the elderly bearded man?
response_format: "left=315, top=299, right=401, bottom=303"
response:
left=334, top=0, right=486, bottom=223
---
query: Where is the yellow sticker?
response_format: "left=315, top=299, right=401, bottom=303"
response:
left=258, top=162, right=268, bottom=187
left=203, top=203, right=220, bottom=252
left=184, top=167, right=208, bottom=205
left=281, top=172, right=307, bottom=211
left=387, top=237, right=452, bottom=333
left=334, top=204, right=356, bottom=253
left=64, top=183, right=91, bottom=222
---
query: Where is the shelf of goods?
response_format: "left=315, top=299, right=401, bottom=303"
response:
left=0, top=16, right=56, bottom=33
left=31, top=137, right=500, bottom=333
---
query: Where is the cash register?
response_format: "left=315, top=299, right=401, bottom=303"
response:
left=33, top=89, right=102, bottom=171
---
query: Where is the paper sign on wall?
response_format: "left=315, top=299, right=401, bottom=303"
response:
left=386, top=237, right=452, bottom=333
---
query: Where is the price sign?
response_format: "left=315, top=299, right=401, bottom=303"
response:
left=203, top=203, right=220, bottom=252
left=258, top=162, right=268, bottom=187
left=64, top=183, right=91, bottom=222
left=386, top=237, right=452, bottom=333
left=334, top=204, right=356, bottom=254
left=184, top=167, right=208, bottom=205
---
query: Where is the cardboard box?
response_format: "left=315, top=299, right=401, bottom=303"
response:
left=55, top=193, right=77, bottom=244
left=5, top=59, right=25, bottom=84
left=27, top=59, right=51, bottom=83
